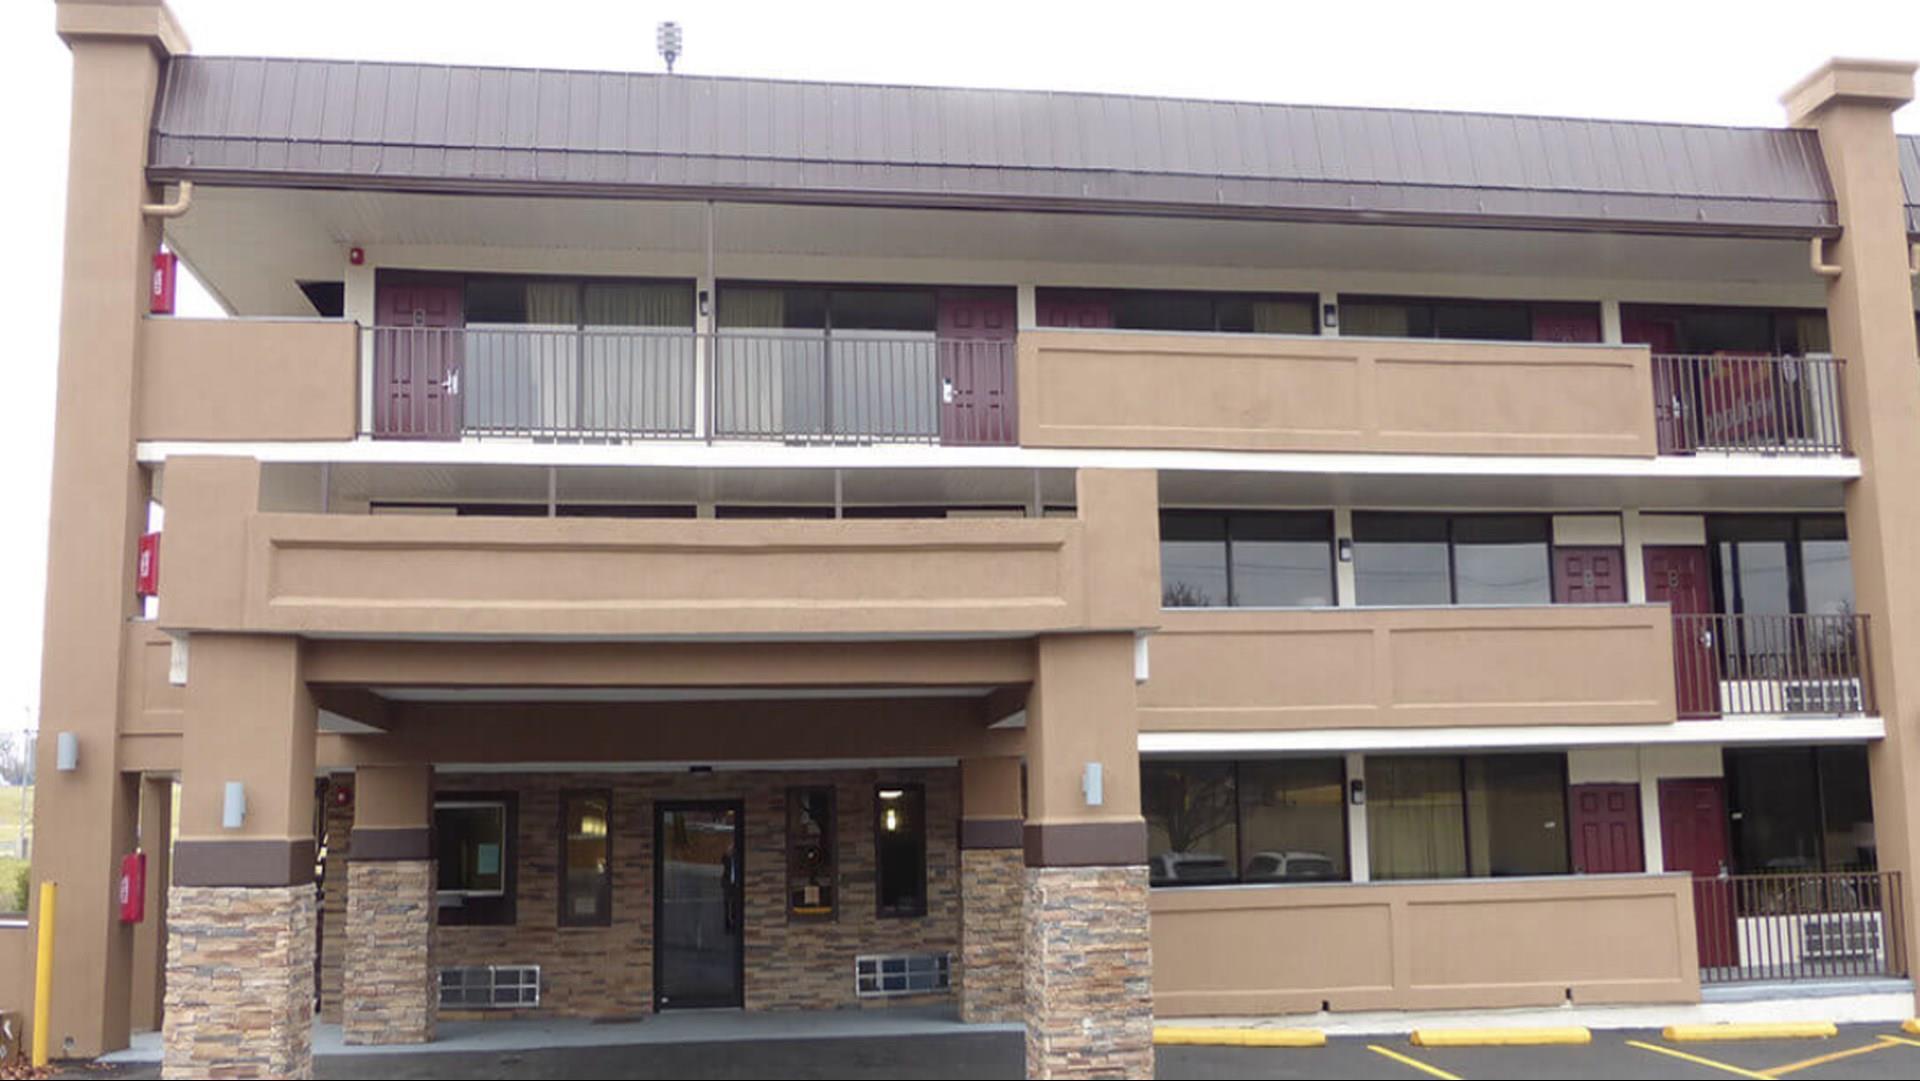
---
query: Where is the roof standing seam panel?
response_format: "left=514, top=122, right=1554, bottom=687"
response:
left=149, top=56, right=1843, bottom=234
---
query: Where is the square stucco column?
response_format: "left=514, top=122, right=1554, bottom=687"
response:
left=344, top=764, right=438, bottom=1045
left=164, top=635, right=318, bottom=1080
left=1021, top=634, right=1153, bottom=1080
left=959, top=755, right=1025, bottom=1023
left=1784, top=58, right=1920, bottom=1012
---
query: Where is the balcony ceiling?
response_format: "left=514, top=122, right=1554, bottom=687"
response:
left=166, top=184, right=1830, bottom=319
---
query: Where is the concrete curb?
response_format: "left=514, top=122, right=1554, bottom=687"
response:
left=1663, top=1021, right=1839, bottom=1042
left=1409, top=1026, right=1592, bottom=1047
left=1153, top=1026, right=1326, bottom=1048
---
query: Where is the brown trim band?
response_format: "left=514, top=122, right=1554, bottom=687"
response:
left=173, top=839, right=317, bottom=888
left=348, top=827, right=433, bottom=862
left=1023, top=821, right=1147, bottom=868
left=959, top=817, right=1024, bottom=850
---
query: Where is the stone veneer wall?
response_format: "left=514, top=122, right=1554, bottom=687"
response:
left=343, top=860, right=438, bottom=1044
left=163, top=884, right=317, bottom=1081
left=418, top=767, right=960, bottom=1016
left=958, top=847, right=1024, bottom=1022
left=317, top=776, right=352, bottom=1023
left=1023, top=865, right=1154, bottom=1080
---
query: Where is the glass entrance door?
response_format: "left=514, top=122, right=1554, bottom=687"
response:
left=654, top=801, right=745, bottom=1009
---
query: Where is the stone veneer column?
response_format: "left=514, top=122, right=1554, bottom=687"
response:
left=959, top=755, right=1025, bottom=1023
left=343, top=764, right=438, bottom=1045
left=164, top=633, right=319, bottom=1080
left=1022, top=631, right=1154, bottom=1080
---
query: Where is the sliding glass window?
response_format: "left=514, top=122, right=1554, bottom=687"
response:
left=1351, top=513, right=1551, bottom=607
left=1142, top=758, right=1348, bottom=886
left=1160, top=511, right=1335, bottom=608
left=1366, top=754, right=1569, bottom=881
left=1339, top=297, right=1600, bottom=343
left=1726, top=746, right=1876, bottom=873
left=1038, top=288, right=1317, bottom=335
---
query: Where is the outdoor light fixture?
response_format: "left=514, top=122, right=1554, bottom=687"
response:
left=1082, top=762, right=1104, bottom=807
left=657, top=21, right=683, bottom=73
left=1337, top=537, right=1354, bottom=563
left=1322, top=302, right=1339, bottom=330
left=1348, top=778, right=1366, bottom=806
left=222, top=781, right=247, bottom=829
left=55, top=732, right=79, bottom=773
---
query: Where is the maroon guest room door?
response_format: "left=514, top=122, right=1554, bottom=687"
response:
left=1644, top=545, right=1719, bottom=718
left=935, top=288, right=1017, bottom=446
left=375, top=277, right=465, bottom=440
left=1625, top=315, right=1688, bottom=454
left=1553, top=547, right=1626, bottom=603
left=1569, top=783, right=1643, bottom=874
left=1659, top=778, right=1736, bottom=968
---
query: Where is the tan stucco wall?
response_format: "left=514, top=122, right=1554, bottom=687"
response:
left=1018, top=330, right=1656, bottom=456
left=1150, top=874, right=1699, bottom=1015
left=137, top=318, right=359, bottom=441
left=1140, top=605, right=1678, bottom=731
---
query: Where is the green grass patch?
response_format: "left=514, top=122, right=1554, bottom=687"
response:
left=0, top=856, right=27, bottom=915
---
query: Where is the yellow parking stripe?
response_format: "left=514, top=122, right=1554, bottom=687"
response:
left=1625, top=1039, right=1775, bottom=1080
left=1881, top=1033, right=1920, bottom=1047
left=1366, top=1043, right=1463, bottom=1080
left=1765, top=1038, right=1900, bottom=1076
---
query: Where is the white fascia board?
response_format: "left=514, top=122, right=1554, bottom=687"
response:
left=1138, top=716, right=1885, bottom=756
left=134, top=439, right=1862, bottom=481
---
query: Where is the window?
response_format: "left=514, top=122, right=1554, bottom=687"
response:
left=559, top=790, right=612, bottom=927
left=1160, top=511, right=1336, bottom=608
left=1709, top=516, right=1853, bottom=618
left=1366, top=754, right=1569, bottom=881
left=1621, top=304, right=1829, bottom=356
left=1036, top=288, right=1317, bottom=335
left=436, top=795, right=516, bottom=926
left=787, top=786, right=837, bottom=921
left=1339, top=297, right=1599, bottom=343
left=1351, top=514, right=1551, bottom=607
left=1726, top=747, right=1876, bottom=874
left=1143, top=758, right=1349, bottom=887
left=874, top=785, right=927, bottom=918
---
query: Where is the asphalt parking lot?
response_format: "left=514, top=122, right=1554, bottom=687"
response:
left=67, top=1022, right=1920, bottom=1079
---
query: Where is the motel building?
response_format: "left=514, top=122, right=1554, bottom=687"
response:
left=9, top=1, right=1920, bottom=1078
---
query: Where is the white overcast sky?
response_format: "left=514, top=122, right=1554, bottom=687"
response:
left=0, top=0, right=1916, bottom=729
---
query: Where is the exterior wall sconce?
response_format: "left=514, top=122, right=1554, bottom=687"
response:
left=1322, top=302, right=1339, bottom=330
left=1337, top=538, right=1354, bottom=563
left=55, top=732, right=79, bottom=772
left=1348, top=778, right=1366, bottom=806
left=222, top=781, right=248, bottom=829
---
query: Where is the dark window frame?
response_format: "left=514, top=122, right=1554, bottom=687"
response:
left=1351, top=512, right=1557, bottom=607
left=1142, top=757, right=1352, bottom=888
left=1036, top=287, right=1320, bottom=335
left=714, top=280, right=946, bottom=334
left=1159, top=509, right=1339, bottom=609
left=1619, top=302, right=1829, bottom=357
left=873, top=783, right=929, bottom=919
left=557, top=788, right=614, bottom=929
left=1365, top=753, right=1573, bottom=882
left=435, top=791, right=518, bottom=927
left=1707, top=514, right=1850, bottom=618
left=1725, top=746, right=1876, bottom=874
left=1337, top=295, right=1599, bottom=343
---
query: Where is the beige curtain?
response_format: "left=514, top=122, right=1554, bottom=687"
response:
left=1340, top=301, right=1411, bottom=338
left=714, top=289, right=790, bottom=434
left=717, top=287, right=787, bottom=328
left=525, top=281, right=580, bottom=325
left=585, top=283, right=694, bottom=328
left=1366, top=757, right=1467, bottom=880
left=1252, top=299, right=1315, bottom=335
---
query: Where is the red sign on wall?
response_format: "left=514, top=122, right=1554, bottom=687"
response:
left=150, top=252, right=178, bottom=315
left=136, top=532, right=160, bottom=597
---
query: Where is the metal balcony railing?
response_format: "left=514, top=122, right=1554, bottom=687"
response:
left=1651, top=354, right=1848, bottom=456
left=1693, top=871, right=1906, bottom=984
left=1670, top=613, right=1873, bottom=719
left=370, top=327, right=1017, bottom=446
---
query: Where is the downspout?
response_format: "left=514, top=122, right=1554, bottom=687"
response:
left=1809, top=235, right=1843, bottom=277
left=141, top=180, right=193, bottom=219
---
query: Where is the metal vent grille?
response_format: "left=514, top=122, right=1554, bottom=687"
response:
left=439, top=964, right=541, bottom=1009
left=855, top=952, right=951, bottom=997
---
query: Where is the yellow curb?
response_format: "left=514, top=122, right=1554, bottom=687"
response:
left=1904, top=1018, right=1920, bottom=1035
left=1153, top=1026, right=1327, bottom=1047
left=1662, top=1022, right=1839, bottom=1042
left=1409, top=1026, right=1592, bottom=1047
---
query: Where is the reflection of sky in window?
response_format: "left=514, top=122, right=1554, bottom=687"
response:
left=1232, top=541, right=1333, bottom=606
left=1453, top=542, right=1550, bottom=605
left=1353, top=542, right=1451, bottom=606
left=1802, top=541, right=1854, bottom=616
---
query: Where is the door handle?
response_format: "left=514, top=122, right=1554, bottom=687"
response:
left=941, top=377, right=956, bottom=404
left=440, top=371, right=460, bottom=394
left=1699, top=629, right=1715, bottom=649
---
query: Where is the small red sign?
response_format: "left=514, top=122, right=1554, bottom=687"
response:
left=150, top=251, right=178, bottom=315
left=119, top=851, right=147, bottom=924
left=136, top=532, right=161, bottom=597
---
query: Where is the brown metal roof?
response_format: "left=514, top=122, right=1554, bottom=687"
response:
left=149, top=55, right=1842, bottom=237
